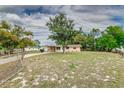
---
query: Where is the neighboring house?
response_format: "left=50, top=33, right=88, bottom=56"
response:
left=25, top=47, right=39, bottom=51
left=43, top=45, right=81, bottom=52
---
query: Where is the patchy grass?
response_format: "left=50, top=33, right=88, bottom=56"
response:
left=0, top=61, right=18, bottom=82
left=68, top=63, right=78, bottom=69
left=1, top=51, right=124, bottom=88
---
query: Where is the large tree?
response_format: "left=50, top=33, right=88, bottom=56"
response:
left=0, top=21, right=18, bottom=55
left=105, top=26, right=124, bottom=48
left=12, top=25, right=35, bottom=60
left=96, top=34, right=117, bottom=52
left=0, top=29, right=18, bottom=55
left=46, top=13, right=77, bottom=53
left=19, top=37, right=35, bottom=60
left=0, top=21, right=35, bottom=59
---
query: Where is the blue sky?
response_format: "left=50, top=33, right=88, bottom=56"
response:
left=0, top=5, right=124, bottom=45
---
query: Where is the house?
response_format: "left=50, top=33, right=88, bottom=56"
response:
left=44, top=44, right=81, bottom=52
left=25, top=47, right=39, bottom=51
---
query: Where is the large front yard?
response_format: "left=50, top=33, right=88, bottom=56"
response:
left=1, top=51, right=124, bottom=88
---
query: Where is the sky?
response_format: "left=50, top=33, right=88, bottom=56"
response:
left=0, top=5, right=124, bottom=45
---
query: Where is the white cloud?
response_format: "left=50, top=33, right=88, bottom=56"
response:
left=6, top=13, right=21, bottom=21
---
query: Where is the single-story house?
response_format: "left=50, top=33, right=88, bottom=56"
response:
left=43, top=44, right=81, bottom=52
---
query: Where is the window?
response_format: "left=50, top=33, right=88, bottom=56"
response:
left=73, top=47, right=76, bottom=49
left=57, top=47, right=60, bottom=50
left=66, top=47, right=69, bottom=49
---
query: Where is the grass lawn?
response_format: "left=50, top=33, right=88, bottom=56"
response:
left=0, top=61, right=18, bottom=82
left=1, top=51, right=124, bottom=88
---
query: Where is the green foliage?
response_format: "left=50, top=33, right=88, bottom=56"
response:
left=19, top=37, right=35, bottom=49
left=46, top=14, right=124, bottom=52
left=95, top=25, right=124, bottom=52
left=73, top=25, right=124, bottom=52
left=0, top=20, right=11, bottom=30
left=85, top=35, right=94, bottom=50
left=1, top=15, right=124, bottom=54
left=90, top=28, right=100, bottom=51
left=73, top=33, right=87, bottom=49
left=91, top=28, right=100, bottom=36
left=73, top=34, right=85, bottom=44
left=34, top=40, right=41, bottom=49
left=0, top=29, right=18, bottom=52
left=47, top=13, right=74, bottom=44
left=12, top=25, right=35, bottom=49
left=46, top=13, right=81, bottom=53
left=105, top=26, right=124, bottom=47
left=69, top=63, right=78, bottom=69
left=0, top=20, right=35, bottom=55
left=96, top=34, right=117, bottom=51
left=0, top=45, right=4, bottom=50
left=11, top=25, right=25, bottom=38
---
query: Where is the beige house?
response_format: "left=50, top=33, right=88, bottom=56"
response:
left=44, top=44, right=81, bottom=52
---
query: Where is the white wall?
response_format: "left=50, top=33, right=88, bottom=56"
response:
left=25, top=48, right=39, bottom=51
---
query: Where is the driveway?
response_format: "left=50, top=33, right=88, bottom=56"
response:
left=0, top=52, right=47, bottom=65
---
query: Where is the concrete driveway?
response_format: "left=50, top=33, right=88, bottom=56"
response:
left=0, top=53, right=47, bottom=65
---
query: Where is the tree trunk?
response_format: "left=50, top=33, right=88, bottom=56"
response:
left=93, top=37, right=96, bottom=51
left=7, top=48, right=11, bottom=56
left=21, top=48, right=25, bottom=61
left=108, top=48, right=112, bottom=52
left=62, top=45, right=65, bottom=53
left=16, top=49, right=22, bottom=69
left=10, top=49, right=14, bottom=54
left=8, top=50, right=11, bottom=56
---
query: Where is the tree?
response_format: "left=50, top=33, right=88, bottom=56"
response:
left=19, top=37, right=35, bottom=60
left=105, top=26, right=124, bottom=48
left=0, top=20, right=36, bottom=69
left=85, top=34, right=94, bottom=50
left=34, top=40, right=41, bottom=49
left=0, top=21, right=35, bottom=60
left=90, top=28, right=100, bottom=51
left=0, top=29, right=18, bottom=55
left=0, top=20, right=11, bottom=30
left=12, top=25, right=35, bottom=60
left=96, top=34, right=117, bottom=52
left=46, top=13, right=76, bottom=53
left=73, top=33, right=87, bottom=50
left=0, top=21, right=18, bottom=55
left=73, top=34, right=84, bottom=44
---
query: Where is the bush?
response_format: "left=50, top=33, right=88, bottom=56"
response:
left=40, top=49, right=44, bottom=52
